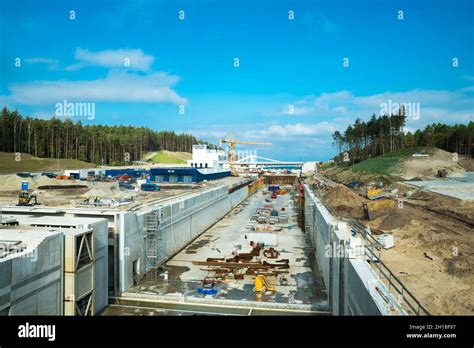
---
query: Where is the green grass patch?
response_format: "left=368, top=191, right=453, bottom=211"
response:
left=148, top=151, right=187, bottom=164
left=351, top=147, right=430, bottom=176
left=0, top=152, right=96, bottom=174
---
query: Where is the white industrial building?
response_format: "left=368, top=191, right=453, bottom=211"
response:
left=187, top=144, right=227, bottom=169
left=64, top=168, right=106, bottom=179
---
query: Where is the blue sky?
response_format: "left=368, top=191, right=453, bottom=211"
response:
left=0, top=0, right=473, bottom=161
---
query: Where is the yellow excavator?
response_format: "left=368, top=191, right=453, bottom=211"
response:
left=17, top=190, right=39, bottom=206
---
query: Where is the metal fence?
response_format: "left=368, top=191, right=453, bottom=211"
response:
left=350, top=220, right=430, bottom=315
left=364, top=246, right=430, bottom=316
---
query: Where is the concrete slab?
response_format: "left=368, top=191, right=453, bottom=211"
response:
left=125, top=190, right=328, bottom=310
left=404, top=171, right=474, bottom=201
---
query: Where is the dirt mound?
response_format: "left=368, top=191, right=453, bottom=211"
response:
left=459, top=156, right=474, bottom=171
left=323, top=184, right=364, bottom=207
left=82, top=188, right=108, bottom=197
left=0, top=174, right=26, bottom=190
left=322, top=184, right=365, bottom=219
left=334, top=205, right=365, bottom=219
left=411, top=190, right=432, bottom=201
left=374, top=212, right=412, bottom=230
left=400, top=148, right=465, bottom=179
left=34, top=176, right=58, bottom=186
left=0, top=174, right=63, bottom=190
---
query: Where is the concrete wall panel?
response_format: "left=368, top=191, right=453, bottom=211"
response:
left=303, top=184, right=404, bottom=316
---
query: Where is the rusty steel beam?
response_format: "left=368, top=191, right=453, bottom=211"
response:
left=193, top=260, right=290, bottom=269
left=192, top=261, right=271, bottom=269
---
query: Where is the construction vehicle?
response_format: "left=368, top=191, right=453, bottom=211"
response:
left=254, top=275, right=275, bottom=293
left=118, top=174, right=132, bottom=182
left=41, top=172, right=57, bottom=179
left=220, top=130, right=272, bottom=173
left=17, top=191, right=39, bottom=206
left=141, top=183, right=160, bottom=192
left=17, top=172, right=32, bottom=178
left=119, top=182, right=135, bottom=190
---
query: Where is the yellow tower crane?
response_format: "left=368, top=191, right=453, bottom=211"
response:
left=220, top=130, right=272, bottom=170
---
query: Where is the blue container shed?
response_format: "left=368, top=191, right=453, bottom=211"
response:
left=105, top=168, right=148, bottom=178
left=150, top=168, right=230, bottom=183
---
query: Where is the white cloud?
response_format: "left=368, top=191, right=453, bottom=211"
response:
left=4, top=71, right=187, bottom=105
left=64, top=48, right=155, bottom=71
left=249, top=122, right=337, bottom=138
left=273, top=87, right=474, bottom=128
left=24, top=58, right=60, bottom=71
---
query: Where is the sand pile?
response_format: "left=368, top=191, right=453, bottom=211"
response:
left=401, top=149, right=465, bottom=179
left=0, top=174, right=64, bottom=190
left=0, top=174, right=27, bottom=190
left=410, top=190, right=432, bottom=201
left=372, top=211, right=412, bottom=230
left=322, top=184, right=366, bottom=219
left=82, top=188, right=108, bottom=198
left=35, top=176, right=57, bottom=185
left=323, top=184, right=364, bottom=207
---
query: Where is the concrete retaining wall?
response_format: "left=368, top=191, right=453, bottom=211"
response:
left=119, top=184, right=250, bottom=293
left=303, top=184, right=405, bottom=316
left=88, top=219, right=109, bottom=314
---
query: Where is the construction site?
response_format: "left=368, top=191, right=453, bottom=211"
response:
left=1, top=2, right=473, bottom=346
left=1, top=144, right=471, bottom=317
left=0, top=142, right=473, bottom=317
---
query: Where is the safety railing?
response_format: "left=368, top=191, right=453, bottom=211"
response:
left=308, top=183, right=430, bottom=316
left=364, top=245, right=430, bottom=316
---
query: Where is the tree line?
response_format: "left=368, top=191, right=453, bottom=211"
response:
left=332, top=109, right=473, bottom=164
left=0, top=107, right=217, bottom=165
